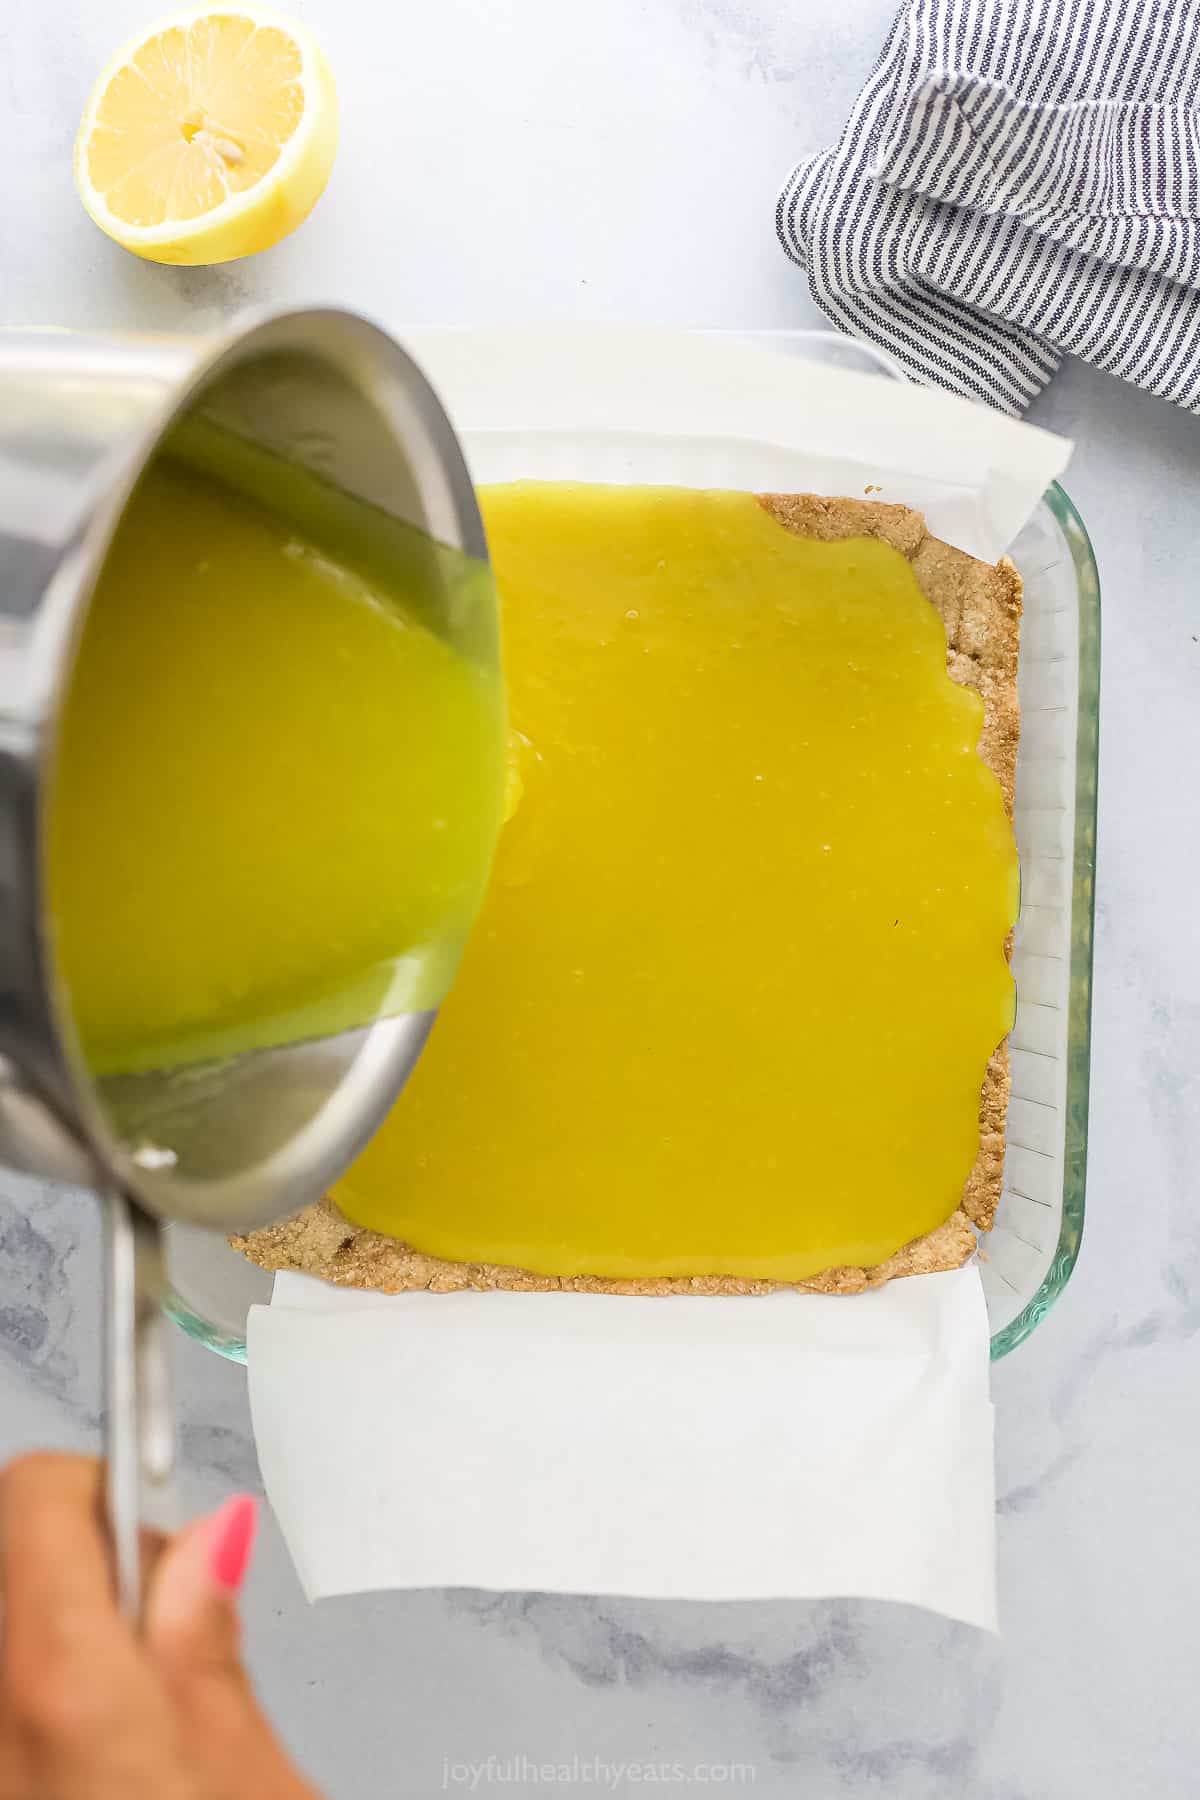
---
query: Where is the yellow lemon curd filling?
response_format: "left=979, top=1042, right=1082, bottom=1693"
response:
left=47, top=456, right=505, bottom=1078
left=335, top=483, right=1018, bottom=1283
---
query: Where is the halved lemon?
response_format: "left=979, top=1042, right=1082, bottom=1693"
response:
left=75, top=7, right=337, bottom=264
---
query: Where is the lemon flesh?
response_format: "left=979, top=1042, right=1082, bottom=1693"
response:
left=75, top=6, right=337, bottom=264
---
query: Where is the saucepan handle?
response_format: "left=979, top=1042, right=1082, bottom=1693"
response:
left=103, top=1188, right=176, bottom=1622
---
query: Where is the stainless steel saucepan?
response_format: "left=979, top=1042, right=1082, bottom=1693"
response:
left=0, top=308, right=496, bottom=1614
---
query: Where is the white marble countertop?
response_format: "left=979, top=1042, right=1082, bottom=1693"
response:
left=2, top=0, right=1199, bottom=1793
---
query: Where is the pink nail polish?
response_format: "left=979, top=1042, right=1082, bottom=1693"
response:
left=207, top=1494, right=258, bottom=1592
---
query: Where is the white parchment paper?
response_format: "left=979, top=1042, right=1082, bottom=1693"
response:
left=246, top=327, right=1072, bottom=1631
left=405, top=323, right=1072, bottom=563
left=251, top=1267, right=996, bottom=1626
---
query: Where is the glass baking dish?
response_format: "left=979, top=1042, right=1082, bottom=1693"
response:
left=164, top=329, right=1098, bottom=1364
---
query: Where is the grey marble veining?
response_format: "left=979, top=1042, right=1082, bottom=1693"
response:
left=2, top=0, right=1199, bottom=1794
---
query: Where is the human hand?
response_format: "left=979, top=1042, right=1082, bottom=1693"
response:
left=0, top=1454, right=325, bottom=1799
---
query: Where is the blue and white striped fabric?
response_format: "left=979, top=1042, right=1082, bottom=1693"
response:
left=777, top=0, right=1200, bottom=415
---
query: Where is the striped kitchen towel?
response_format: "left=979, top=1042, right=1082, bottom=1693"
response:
left=777, top=0, right=1200, bottom=415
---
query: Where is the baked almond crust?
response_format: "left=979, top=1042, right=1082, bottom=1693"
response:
left=233, top=494, right=1021, bottom=1296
